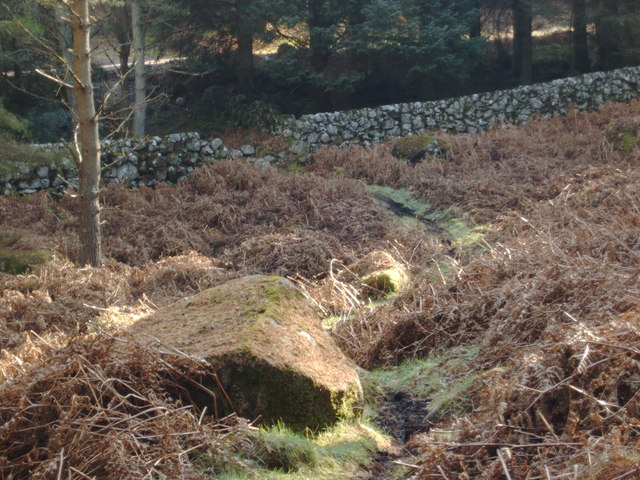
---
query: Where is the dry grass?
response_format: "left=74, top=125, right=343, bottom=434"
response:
left=408, top=309, right=640, bottom=479
left=320, top=102, right=640, bottom=477
left=0, top=332, right=255, bottom=479
left=1, top=100, right=640, bottom=478
left=0, top=253, right=235, bottom=353
left=0, top=159, right=407, bottom=352
left=311, top=101, right=639, bottom=227
left=332, top=162, right=639, bottom=367
left=0, top=160, right=400, bottom=271
left=401, top=163, right=640, bottom=478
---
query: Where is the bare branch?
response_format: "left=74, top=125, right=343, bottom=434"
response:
left=9, top=14, right=84, bottom=87
left=35, top=68, right=75, bottom=89
left=4, top=77, right=67, bottom=107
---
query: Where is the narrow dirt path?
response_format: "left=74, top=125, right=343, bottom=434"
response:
left=363, top=390, right=431, bottom=479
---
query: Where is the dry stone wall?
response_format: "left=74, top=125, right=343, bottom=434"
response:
left=279, top=65, right=640, bottom=150
left=2, top=133, right=280, bottom=196
left=3, top=65, right=640, bottom=195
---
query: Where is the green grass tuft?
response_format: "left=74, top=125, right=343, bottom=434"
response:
left=604, top=120, right=639, bottom=155
left=213, top=421, right=386, bottom=479
left=362, top=346, right=480, bottom=422
left=255, top=423, right=320, bottom=472
left=0, top=232, right=52, bottom=274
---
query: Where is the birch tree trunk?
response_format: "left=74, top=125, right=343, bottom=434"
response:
left=131, top=0, right=146, bottom=138
left=71, top=0, right=102, bottom=267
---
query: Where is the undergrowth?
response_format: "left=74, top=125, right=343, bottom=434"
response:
left=0, top=135, right=68, bottom=177
left=1, top=100, right=640, bottom=479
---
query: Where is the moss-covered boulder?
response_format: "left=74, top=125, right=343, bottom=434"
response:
left=604, top=119, right=640, bottom=155
left=351, top=251, right=410, bottom=299
left=132, top=275, right=363, bottom=432
left=362, top=268, right=409, bottom=298
left=391, top=135, right=451, bottom=163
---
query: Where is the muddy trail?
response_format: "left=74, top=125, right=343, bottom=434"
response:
left=371, top=192, right=446, bottom=237
left=365, top=390, right=431, bottom=479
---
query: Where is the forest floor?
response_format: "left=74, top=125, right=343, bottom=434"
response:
left=1, top=100, right=639, bottom=479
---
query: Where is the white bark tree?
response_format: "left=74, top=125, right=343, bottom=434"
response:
left=53, top=4, right=78, bottom=114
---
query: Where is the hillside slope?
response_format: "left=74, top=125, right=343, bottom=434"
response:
left=0, top=101, right=639, bottom=479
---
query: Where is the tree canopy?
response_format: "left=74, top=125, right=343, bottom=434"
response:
left=1, top=0, right=639, bottom=137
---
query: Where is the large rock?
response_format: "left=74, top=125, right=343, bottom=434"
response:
left=391, top=134, right=451, bottom=163
left=360, top=252, right=410, bottom=299
left=132, top=275, right=362, bottom=431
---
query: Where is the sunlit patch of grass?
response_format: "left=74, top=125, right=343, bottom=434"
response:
left=362, top=345, right=481, bottom=422
left=367, top=185, right=486, bottom=249
left=368, top=185, right=432, bottom=217
left=212, top=421, right=388, bottom=480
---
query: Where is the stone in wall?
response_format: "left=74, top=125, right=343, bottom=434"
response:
left=275, top=65, right=640, bottom=151
left=2, top=133, right=279, bottom=196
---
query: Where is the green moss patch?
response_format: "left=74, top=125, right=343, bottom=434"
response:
left=425, top=206, right=486, bottom=248
left=391, top=135, right=451, bottom=163
left=209, top=353, right=362, bottom=432
left=368, top=185, right=485, bottom=249
left=0, top=232, right=52, bottom=274
left=362, top=267, right=409, bottom=298
left=368, top=185, right=432, bottom=218
left=362, top=345, right=480, bottom=422
left=604, top=119, right=640, bottom=155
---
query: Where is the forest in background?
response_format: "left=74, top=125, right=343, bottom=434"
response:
left=1, top=0, right=640, bottom=142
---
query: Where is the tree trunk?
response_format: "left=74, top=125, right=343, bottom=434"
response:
left=571, top=0, right=590, bottom=73
left=71, top=0, right=102, bottom=267
left=511, top=0, right=533, bottom=85
left=307, top=0, right=331, bottom=73
left=236, top=25, right=255, bottom=94
left=116, top=3, right=131, bottom=102
left=235, top=0, right=255, bottom=94
left=131, top=0, right=146, bottom=138
left=470, top=0, right=482, bottom=38
left=593, top=0, right=629, bottom=70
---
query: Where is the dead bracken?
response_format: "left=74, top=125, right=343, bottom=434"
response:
left=1, top=100, right=640, bottom=478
